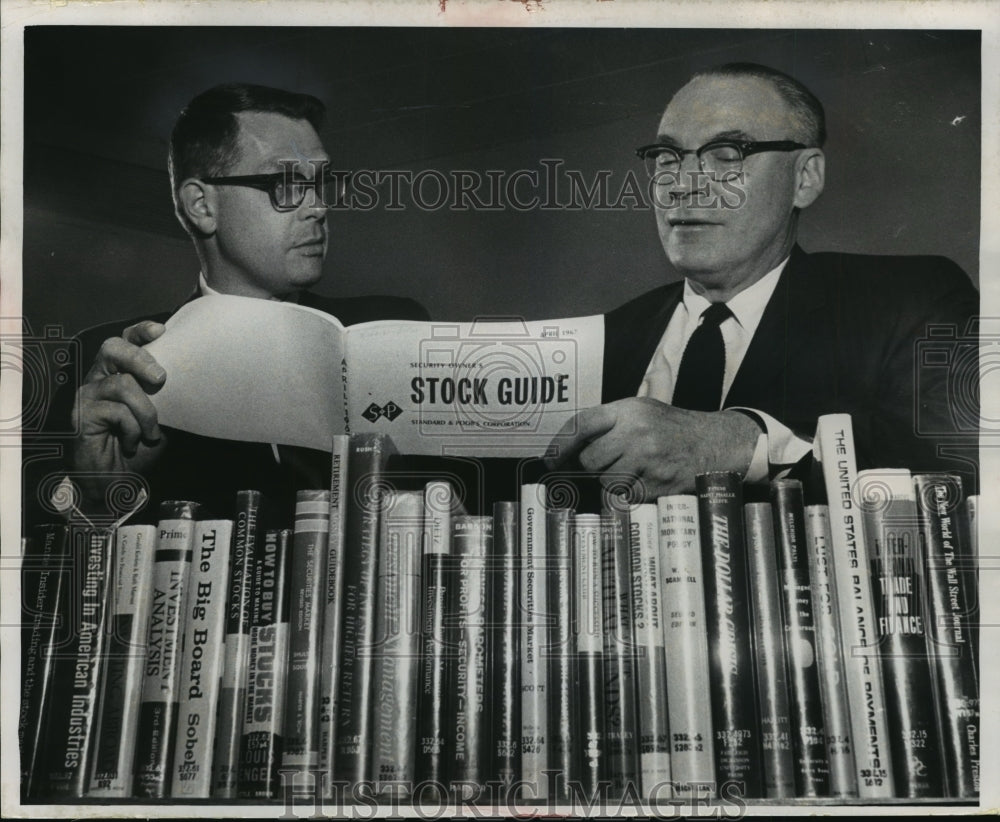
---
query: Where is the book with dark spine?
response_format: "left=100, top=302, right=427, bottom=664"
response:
left=770, top=479, right=831, bottom=797
left=490, top=500, right=520, bottom=790
left=573, top=513, right=606, bottom=801
left=371, top=490, right=424, bottom=798
left=520, top=482, right=550, bottom=799
left=628, top=503, right=671, bottom=799
left=743, top=503, right=795, bottom=799
left=334, top=433, right=397, bottom=789
left=19, top=524, right=70, bottom=800
left=89, top=524, right=158, bottom=798
left=238, top=528, right=292, bottom=798
left=812, top=415, right=894, bottom=798
left=657, top=495, right=714, bottom=798
left=319, top=434, right=350, bottom=796
left=599, top=504, right=639, bottom=799
left=857, top=469, right=943, bottom=798
left=170, top=519, right=233, bottom=798
left=545, top=507, right=576, bottom=802
left=449, top=514, right=493, bottom=792
left=962, top=494, right=980, bottom=659
left=133, top=500, right=200, bottom=799
left=695, top=471, right=763, bottom=799
left=37, top=527, right=115, bottom=798
left=416, top=480, right=454, bottom=788
left=213, top=489, right=263, bottom=799
left=913, top=473, right=980, bottom=799
left=283, top=490, right=330, bottom=781
left=804, top=505, right=859, bottom=798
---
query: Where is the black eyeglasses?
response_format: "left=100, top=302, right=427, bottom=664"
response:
left=201, top=165, right=352, bottom=211
left=636, top=139, right=810, bottom=181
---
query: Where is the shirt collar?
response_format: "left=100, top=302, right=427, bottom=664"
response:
left=198, top=271, right=298, bottom=303
left=681, top=257, right=789, bottom=329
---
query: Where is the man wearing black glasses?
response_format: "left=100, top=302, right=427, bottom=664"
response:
left=41, top=84, right=426, bottom=521
left=549, top=62, right=978, bottom=498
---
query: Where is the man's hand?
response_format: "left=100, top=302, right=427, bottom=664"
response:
left=545, top=398, right=760, bottom=500
left=72, top=321, right=168, bottom=503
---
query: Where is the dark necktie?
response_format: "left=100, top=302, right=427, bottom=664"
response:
left=671, top=302, right=733, bottom=411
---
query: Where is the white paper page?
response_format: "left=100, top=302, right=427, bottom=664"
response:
left=342, top=315, right=604, bottom=456
left=143, top=294, right=347, bottom=451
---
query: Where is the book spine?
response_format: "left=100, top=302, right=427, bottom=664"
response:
left=133, top=501, right=200, bottom=799
left=213, top=489, right=263, bottom=798
left=89, top=524, right=158, bottom=797
left=913, top=473, right=980, bottom=798
left=20, top=524, right=70, bottom=799
left=238, top=529, right=293, bottom=798
left=857, top=469, right=943, bottom=797
left=490, top=500, right=520, bottom=789
left=599, top=506, right=639, bottom=800
left=962, top=494, right=979, bottom=661
left=334, top=433, right=397, bottom=789
left=657, top=496, right=715, bottom=799
left=804, top=505, right=859, bottom=798
left=41, top=527, right=116, bottom=798
left=520, top=483, right=550, bottom=799
left=573, top=514, right=606, bottom=800
left=545, top=508, right=576, bottom=802
left=416, top=481, right=453, bottom=787
left=743, top=503, right=795, bottom=799
left=813, top=415, right=894, bottom=798
left=695, top=471, right=763, bottom=799
left=283, top=490, right=331, bottom=779
left=170, top=519, right=233, bottom=798
left=771, top=479, right=831, bottom=796
left=450, top=515, right=493, bottom=790
left=628, top=503, right=671, bottom=799
left=371, top=490, right=424, bottom=798
left=319, top=435, right=350, bottom=796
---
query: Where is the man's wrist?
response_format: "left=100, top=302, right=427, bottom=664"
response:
left=720, top=409, right=765, bottom=479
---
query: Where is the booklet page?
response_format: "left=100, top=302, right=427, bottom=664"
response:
left=343, top=315, right=604, bottom=455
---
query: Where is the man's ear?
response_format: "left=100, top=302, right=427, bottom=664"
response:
left=177, top=178, right=217, bottom=234
left=793, top=148, right=825, bottom=210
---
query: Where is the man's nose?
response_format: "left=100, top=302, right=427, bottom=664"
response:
left=656, top=164, right=708, bottom=209
left=669, top=153, right=707, bottom=191
left=298, top=185, right=327, bottom=216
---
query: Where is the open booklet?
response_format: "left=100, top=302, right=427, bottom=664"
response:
left=143, top=294, right=604, bottom=457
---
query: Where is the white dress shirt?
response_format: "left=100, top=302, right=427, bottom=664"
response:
left=638, top=259, right=812, bottom=482
left=198, top=271, right=298, bottom=303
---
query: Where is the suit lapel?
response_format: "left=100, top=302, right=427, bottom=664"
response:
left=603, top=283, right=684, bottom=402
left=725, top=245, right=826, bottom=407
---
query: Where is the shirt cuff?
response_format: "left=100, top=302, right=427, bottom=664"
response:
left=730, top=407, right=814, bottom=482
left=745, top=432, right=770, bottom=483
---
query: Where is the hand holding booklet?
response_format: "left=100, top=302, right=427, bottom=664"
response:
left=143, top=294, right=604, bottom=457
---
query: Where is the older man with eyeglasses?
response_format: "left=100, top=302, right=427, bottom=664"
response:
left=548, top=62, right=979, bottom=498
left=37, top=84, right=427, bottom=522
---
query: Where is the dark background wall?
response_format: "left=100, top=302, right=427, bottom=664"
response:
left=22, top=27, right=980, bottom=336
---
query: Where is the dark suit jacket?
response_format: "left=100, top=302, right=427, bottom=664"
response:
left=27, top=291, right=429, bottom=527
left=602, top=245, right=980, bottom=492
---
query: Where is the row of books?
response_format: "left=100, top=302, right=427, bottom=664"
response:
left=18, top=415, right=979, bottom=804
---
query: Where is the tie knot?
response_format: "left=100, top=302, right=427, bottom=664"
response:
left=700, top=301, right=732, bottom=328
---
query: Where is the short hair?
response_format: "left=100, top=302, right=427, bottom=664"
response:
left=690, top=63, right=827, bottom=147
left=168, top=83, right=326, bottom=200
